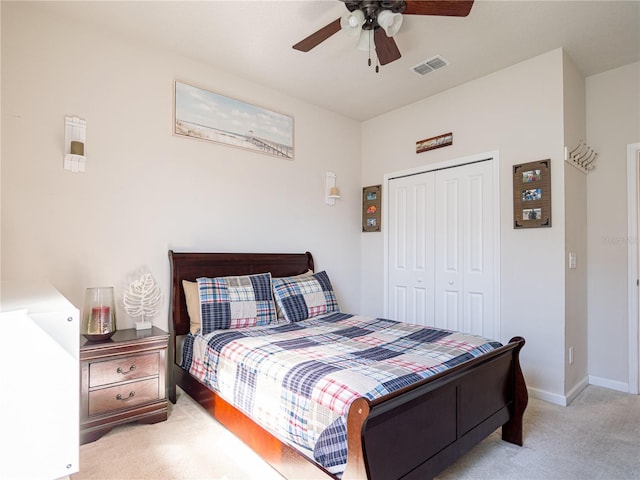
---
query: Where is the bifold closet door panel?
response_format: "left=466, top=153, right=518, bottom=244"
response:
left=388, top=173, right=435, bottom=326
left=388, top=159, right=495, bottom=338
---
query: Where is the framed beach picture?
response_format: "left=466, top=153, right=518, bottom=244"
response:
left=513, top=159, right=551, bottom=228
left=173, top=80, right=294, bottom=159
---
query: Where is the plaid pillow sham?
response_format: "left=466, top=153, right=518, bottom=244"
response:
left=271, top=270, right=339, bottom=322
left=274, top=270, right=313, bottom=320
left=197, top=272, right=276, bottom=334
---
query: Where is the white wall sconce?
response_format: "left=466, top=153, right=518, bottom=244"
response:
left=64, top=116, right=87, bottom=172
left=326, top=171, right=341, bottom=206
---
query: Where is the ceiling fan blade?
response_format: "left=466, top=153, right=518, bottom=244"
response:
left=404, top=0, right=474, bottom=17
left=374, top=29, right=401, bottom=66
left=292, top=18, right=342, bottom=52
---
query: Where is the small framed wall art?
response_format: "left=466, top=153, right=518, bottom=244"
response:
left=362, top=185, right=381, bottom=232
left=416, top=132, right=453, bottom=154
left=513, top=159, right=551, bottom=229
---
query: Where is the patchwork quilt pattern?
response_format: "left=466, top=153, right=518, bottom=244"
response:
left=271, top=270, right=339, bottom=322
left=182, top=313, right=502, bottom=474
left=197, top=273, right=276, bottom=334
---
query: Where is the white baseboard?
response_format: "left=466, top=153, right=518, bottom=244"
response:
left=529, top=376, right=627, bottom=406
left=527, top=387, right=569, bottom=406
left=566, top=376, right=589, bottom=405
left=588, top=375, right=630, bottom=393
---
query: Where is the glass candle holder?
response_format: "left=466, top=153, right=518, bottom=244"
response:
left=81, top=286, right=117, bottom=341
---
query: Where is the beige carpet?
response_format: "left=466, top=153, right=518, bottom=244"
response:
left=72, top=385, right=639, bottom=480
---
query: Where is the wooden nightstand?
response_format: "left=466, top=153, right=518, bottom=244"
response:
left=80, top=326, right=169, bottom=444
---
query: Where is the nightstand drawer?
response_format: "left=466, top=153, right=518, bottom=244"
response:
left=88, top=378, right=159, bottom=416
left=89, top=352, right=159, bottom=387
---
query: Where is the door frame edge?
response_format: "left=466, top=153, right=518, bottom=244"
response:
left=627, top=142, right=640, bottom=394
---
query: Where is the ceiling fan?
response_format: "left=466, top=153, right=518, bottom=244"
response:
left=293, top=1, right=474, bottom=70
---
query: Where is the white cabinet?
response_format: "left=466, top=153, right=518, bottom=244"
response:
left=1, top=281, right=79, bottom=480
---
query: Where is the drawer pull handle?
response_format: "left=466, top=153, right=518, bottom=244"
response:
left=117, top=365, right=136, bottom=374
left=116, top=391, right=135, bottom=401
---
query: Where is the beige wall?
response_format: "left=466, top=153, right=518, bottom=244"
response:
left=1, top=2, right=362, bottom=329
left=586, top=62, right=640, bottom=390
left=361, top=49, right=568, bottom=401
left=562, top=52, right=588, bottom=398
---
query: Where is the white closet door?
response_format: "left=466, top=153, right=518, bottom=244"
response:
left=434, top=160, right=495, bottom=337
left=433, top=169, right=463, bottom=330
left=387, top=173, right=435, bottom=326
left=387, top=159, right=495, bottom=337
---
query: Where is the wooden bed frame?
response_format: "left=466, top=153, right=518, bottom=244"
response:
left=167, top=250, right=528, bottom=480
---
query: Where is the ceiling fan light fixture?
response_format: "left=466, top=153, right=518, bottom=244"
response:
left=340, top=9, right=365, bottom=36
left=377, top=10, right=403, bottom=37
left=356, top=29, right=375, bottom=51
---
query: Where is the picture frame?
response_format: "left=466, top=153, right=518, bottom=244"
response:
left=173, top=80, right=294, bottom=159
left=416, top=132, right=453, bottom=154
left=362, top=185, right=382, bottom=232
left=513, top=159, right=551, bottom=228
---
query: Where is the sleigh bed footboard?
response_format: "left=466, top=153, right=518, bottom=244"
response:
left=343, top=337, right=527, bottom=480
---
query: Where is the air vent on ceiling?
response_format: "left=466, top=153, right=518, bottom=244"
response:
left=410, top=55, right=449, bottom=76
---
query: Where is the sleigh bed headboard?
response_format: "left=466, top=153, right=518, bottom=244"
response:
left=167, top=250, right=314, bottom=337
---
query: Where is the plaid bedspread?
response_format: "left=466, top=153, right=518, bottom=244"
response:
left=181, top=313, right=502, bottom=474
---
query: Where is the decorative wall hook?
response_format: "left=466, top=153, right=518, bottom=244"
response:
left=564, top=140, right=598, bottom=174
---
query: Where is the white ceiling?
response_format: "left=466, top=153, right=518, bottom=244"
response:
left=35, top=0, right=640, bottom=121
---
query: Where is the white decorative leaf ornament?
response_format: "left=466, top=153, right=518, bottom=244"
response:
left=123, top=273, right=161, bottom=329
